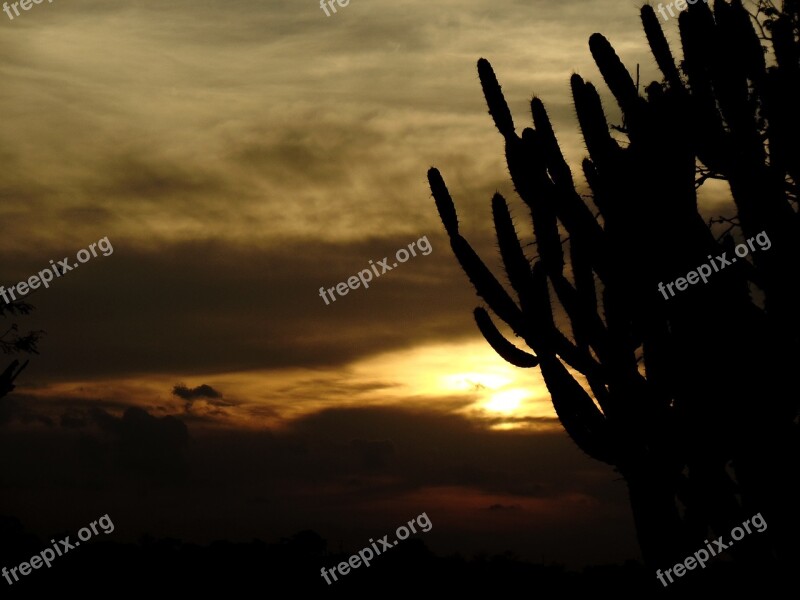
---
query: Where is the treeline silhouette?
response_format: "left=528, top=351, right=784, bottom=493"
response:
left=0, top=515, right=783, bottom=594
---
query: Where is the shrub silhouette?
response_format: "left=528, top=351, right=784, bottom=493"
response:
left=0, top=298, right=43, bottom=401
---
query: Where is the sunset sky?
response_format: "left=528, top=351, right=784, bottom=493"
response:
left=0, top=0, right=735, bottom=569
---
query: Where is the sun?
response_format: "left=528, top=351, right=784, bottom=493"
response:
left=483, top=388, right=527, bottom=414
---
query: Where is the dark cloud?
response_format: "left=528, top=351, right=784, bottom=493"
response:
left=172, top=383, right=222, bottom=401
left=171, top=384, right=239, bottom=421
left=87, top=406, right=190, bottom=485
left=15, top=236, right=478, bottom=381
left=0, top=397, right=53, bottom=428
left=0, top=404, right=636, bottom=565
left=481, top=415, right=562, bottom=426
left=487, top=503, right=522, bottom=511
left=272, top=407, right=615, bottom=500
left=349, top=438, right=395, bottom=469
left=59, top=408, right=88, bottom=429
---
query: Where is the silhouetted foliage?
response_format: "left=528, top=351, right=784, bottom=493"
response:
left=0, top=299, right=43, bottom=401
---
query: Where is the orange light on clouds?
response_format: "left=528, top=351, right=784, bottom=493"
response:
left=345, top=339, right=557, bottom=430
left=20, top=339, right=561, bottom=432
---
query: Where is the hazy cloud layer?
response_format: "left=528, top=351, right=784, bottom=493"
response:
left=0, top=0, right=731, bottom=383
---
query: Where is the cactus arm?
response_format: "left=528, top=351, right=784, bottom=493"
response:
left=492, top=192, right=536, bottom=308
left=538, top=353, right=615, bottom=465
left=427, top=167, right=460, bottom=236
left=571, top=75, right=620, bottom=172
left=477, top=57, right=516, bottom=139
left=641, top=5, right=684, bottom=91
left=474, top=308, right=539, bottom=368
left=428, top=168, right=530, bottom=337
left=588, top=33, right=641, bottom=123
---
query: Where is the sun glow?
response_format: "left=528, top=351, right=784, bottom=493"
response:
left=332, top=340, right=558, bottom=430
left=442, top=372, right=512, bottom=392
left=484, top=388, right=527, bottom=414
left=27, top=340, right=560, bottom=432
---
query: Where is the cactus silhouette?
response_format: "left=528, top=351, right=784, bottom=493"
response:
left=430, top=0, right=798, bottom=573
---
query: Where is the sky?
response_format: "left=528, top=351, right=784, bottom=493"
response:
left=0, top=0, right=733, bottom=569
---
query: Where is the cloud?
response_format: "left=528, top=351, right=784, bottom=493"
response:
left=59, top=408, right=88, bottom=429
left=15, top=236, right=478, bottom=382
left=487, top=503, right=522, bottom=511
left=88, top=406, right=190, bottom=485
left=172, top=383, right=223, bottom=401
left=349, top=438, right=395, bottom=469
left=171, top=383, right=239, bottom=421
left=0, top=402, right=637, bottom=565
left=0, top=0, right=682, bottom=389
left=0, top=397, right=53, bottom=428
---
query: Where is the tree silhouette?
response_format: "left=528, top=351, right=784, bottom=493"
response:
left=0, top=298, right=43, bottom=401
left=429, top=0, right=798, bottom=576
